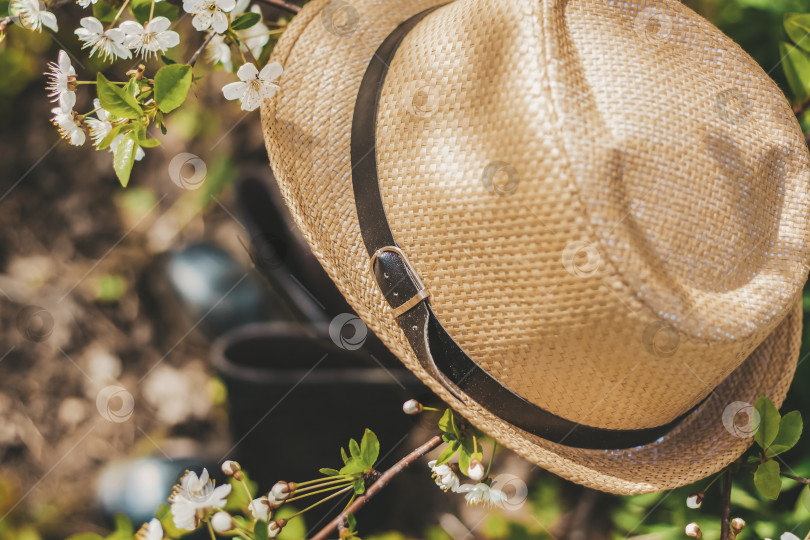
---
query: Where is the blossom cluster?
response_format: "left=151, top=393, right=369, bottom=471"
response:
left=6, top=0, right=284, bottom=187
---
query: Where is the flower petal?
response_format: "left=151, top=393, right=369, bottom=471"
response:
left=118, top=20, right=143, bottom=35
left=80, top=15, right=103, bottom=32
left=211, top=10, right=228, bottom=33
left=259, top=61, right=283, bottom=82
left=222, top=81, right=246, bottom=100
left=40, top=11, right=58, bottom=32
left=147, top=15, right=171, bottom=32
left=236, top=62, right=258, bottom=81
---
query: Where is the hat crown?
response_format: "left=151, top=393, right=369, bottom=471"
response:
left=372, top=0, right=810, bottom=429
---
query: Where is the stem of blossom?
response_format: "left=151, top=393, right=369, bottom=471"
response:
left=719, top=468, right=732, bottom=540
left=254, top=0, right=300, bottom=14
left=207, top=522, right=217, bottom=540
left=293, top=477, right=354, bottom=493
left=309, top=435, right=443, bottom=540
left=239, top=478, right=253, bottom=500
left=188, top=32, right=216, bottom=66
left=287, top=485, right=354, bottom=519
left=485, top=440, right=498, bottom=478
left=108, top=0, right=133, bottom=29
left=296, top=475, right=352, bottom=488
left=285, top=482, right=353, bottom=503
left=148, top=0, right=155, bottom=21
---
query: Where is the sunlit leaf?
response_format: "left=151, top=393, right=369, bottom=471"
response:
left=754, top=460, right=782, bottom=500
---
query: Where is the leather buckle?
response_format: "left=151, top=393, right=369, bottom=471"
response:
left=369, top=246, right=431, bottom=318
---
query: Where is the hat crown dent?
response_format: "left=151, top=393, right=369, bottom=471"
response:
left=372, top=0, right=810, bottom=430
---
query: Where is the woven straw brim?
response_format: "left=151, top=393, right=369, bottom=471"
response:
left=261, top=0, right=804, bottom=494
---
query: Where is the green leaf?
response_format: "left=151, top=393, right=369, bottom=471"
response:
left=254, top=520, right=269, bottom=540
left=138, top=137, right=161, bottom=148
left=161, top=55, right=176, bottom=65
left=231, top=11, right=261, bottom=30
left=319, top=468, right=340, bottom=476
left=92, top=0, right=116, bottom=22
left=435, top=440, right=459, bottom=466
left=785, top=13, right=810, bottom=53
left=224, top=472, right=256, bottom=512
left=439, top=409, right=460, bottom=437
left=66, top=535, right=105, bottom=540
left=340, top=447, right=349, bottom=465
left=754, top=460, right=782, bottom=500
left=349, top=438, right=361, bottom=459
left=458, top=442, right=471, bottom=475
left=754, top=395, right=781, bottom=450
left=780, top=41, right=810, bottom=102
left=360, top=429, right=379, bottom=467
left=97, top=123, right=130, bottom=151
left=353, top=477, right=365, bottom=495
left=113, top=132, right=138, bottom=187
left=96, top=73, right=143, bottom=120
left=338, top=458, right=367, bottom=476
left=346, top=513, right=357, bottom=533
left=131, top=0, right=178, bottom=23
left=154, top=64, right=193, bottom=114
left=768, top=410, right=803, bottom=457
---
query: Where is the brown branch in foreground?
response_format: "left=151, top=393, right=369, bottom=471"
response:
left=255, top=0, right=301, bottom=14
left=309, top=435, right=443, bottom=540
left=780, top=471, right=810, bottom=485
left=719, top=468, right=732, bottom=540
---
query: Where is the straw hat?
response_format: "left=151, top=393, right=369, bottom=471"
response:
left=261, top=0, right=810, bottom=494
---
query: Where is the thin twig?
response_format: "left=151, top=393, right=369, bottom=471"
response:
left=255, top=0, right=300, bottom=14
left=719, top=468, right=732, bottom=540
left=309, top=435, right=443, bottom=540
left=781, top=471, right=810, bottom=485
left=188, top=32, right=216, bottom=66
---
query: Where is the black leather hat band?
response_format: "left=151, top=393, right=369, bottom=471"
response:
left=349, top=5, right=695, bottom=449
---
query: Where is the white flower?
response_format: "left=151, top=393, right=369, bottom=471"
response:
left=781, top=534, right=801, bottom=540
left=182, top=0, right=235, bottom=34
left=87, top=99, right=146, bottom=160
left=268, top=521, right=284, bottom=538
left=467, top=459, right=485, bottom=481
left=249, top=496, right=272, bottom=521
left=169, top=468, right=232, bottom=531
left=428, top=459, right=460, bottom=492
left=211, top=511, right=235, bottom=533
left=239, top=5, right=269, bottom=58
left=51, top=104, right=86, bottom=146
left=45, top=50, right=77, bottom=111
left=456, top=483, right=507, bottom=509
left=206, top=34, right=233, bottom=71
left=402, top=399, right=423, bottom=415
left=120, top=17, right=180, bottom=59
left=221, top=460, right=241, bottom=477
left=222, top=62, right=282, bottom=111
left=9, top=0, right=57, bottom=31
left=686, top=492, right=703, bottom=509
left=269, top=481, right=294, bottom=501
left=75, top=17, right=131, bottom=61
left=685, top=522, right=702, bottom=539
left=136, top=518, right=163, bottom=540
left=76, top=0, right=98, bottom=8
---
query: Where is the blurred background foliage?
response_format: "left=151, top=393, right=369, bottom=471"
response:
left=2, top=0, right=810, bottom=539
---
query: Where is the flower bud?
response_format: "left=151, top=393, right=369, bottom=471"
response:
left=731, top=517, right=745, bottom=534
left=270, top=481, right=295, bottom=501
left=268, top=519, right=286, bottom=538
left=249, top=496, right=272, bottom=522
left=221, top=460, right=241, bottom=477
left=211, top=511, right=235, bottom=533
left=467, top=459, right=485, bottom=481
left=402, top=399, right=423, bottom=415
left=686, top=492, right=704, bottom=509
left=685, top=522, right=702, bottom=539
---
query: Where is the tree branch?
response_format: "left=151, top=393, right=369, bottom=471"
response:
left=780, top=471, right=810, bottom=485
left=188, top=32, right=216, bottom=66
left=719, top=468, right=732, bottom=540
left=309, top=435, right=442, bottom=540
